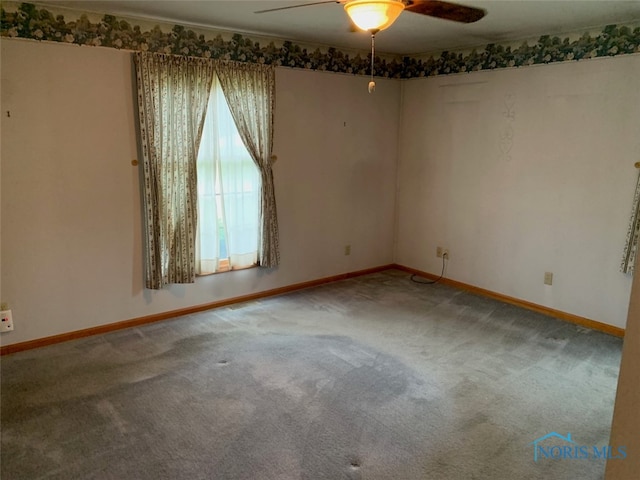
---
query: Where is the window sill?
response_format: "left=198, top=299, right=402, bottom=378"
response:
left=196, top=263, right=259, bottom=277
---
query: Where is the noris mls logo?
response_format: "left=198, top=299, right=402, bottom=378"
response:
left=530, top=432, right=627, bottom=462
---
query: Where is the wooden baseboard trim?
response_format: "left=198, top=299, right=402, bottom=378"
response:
left=2, top=262, right=622, bottom=355
left=393, top=264, right=625, bottom=338
left=0, top=264, right=394, bottom=356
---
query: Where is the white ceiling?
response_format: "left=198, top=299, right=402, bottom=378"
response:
left=34, top=1, right=640, bottom=55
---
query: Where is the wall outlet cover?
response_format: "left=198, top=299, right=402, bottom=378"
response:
left=1, top=310, right=14, bottom=332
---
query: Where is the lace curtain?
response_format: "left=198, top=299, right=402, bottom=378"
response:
left=196, top=75, right=260, bottom=274
left=621, top=171, right=640, bottom=275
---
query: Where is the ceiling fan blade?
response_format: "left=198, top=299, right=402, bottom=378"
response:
left=404, top=0, right=486, bottom=23
left=254, top=1, right=340, bottom=14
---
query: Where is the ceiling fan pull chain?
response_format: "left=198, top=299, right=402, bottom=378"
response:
left=369, top=33, right=376, bottom=93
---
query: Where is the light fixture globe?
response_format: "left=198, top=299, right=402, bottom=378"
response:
left=344, top=0, right=405, bottom=32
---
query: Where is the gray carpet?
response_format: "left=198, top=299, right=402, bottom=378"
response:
left=0, top=270, right=622, bottom=479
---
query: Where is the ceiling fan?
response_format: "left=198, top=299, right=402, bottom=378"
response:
left=256, top=1, right=487, bottom=92
left=255, top=1, right=487, bottom=30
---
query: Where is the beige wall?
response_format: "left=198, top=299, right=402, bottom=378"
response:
left=0, top=39, right=400, bottom=346
left=1, top=36, right=638, bottom=346
left=395, top=55, right=640, bottom=328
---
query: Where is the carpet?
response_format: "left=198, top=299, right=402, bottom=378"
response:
left=0, top=270, right=623, bottom=479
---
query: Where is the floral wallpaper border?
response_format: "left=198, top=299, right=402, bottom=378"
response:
left=2, top=3, right=639, bottom=79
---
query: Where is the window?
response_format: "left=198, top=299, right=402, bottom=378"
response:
left=196, top=75, right=260, bottom=274
left=135, top=52, right=278, bottom=289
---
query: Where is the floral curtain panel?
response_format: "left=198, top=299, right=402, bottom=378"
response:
left=216, top=62, right=280, bottom=267
left=621, top=171, right=640, bottom=275
left=134, top=52, right=216, bottom=289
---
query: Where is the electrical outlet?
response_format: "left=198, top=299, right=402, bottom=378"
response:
left=544, top=272, right=553, bottom=286
left=344, top=245, right=351, bottom=256
left=436, top=246, right=443, bottom=258
left=1, top=310, right=14, bottom=332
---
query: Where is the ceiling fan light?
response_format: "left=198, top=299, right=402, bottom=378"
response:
left=344, top=0, right=405, bottom=32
